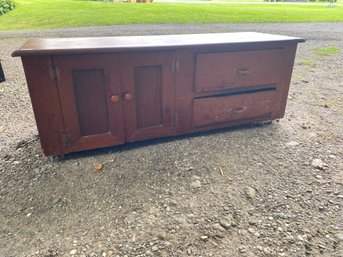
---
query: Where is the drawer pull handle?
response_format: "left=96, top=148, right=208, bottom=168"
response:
left=110, top=95, right=120, bottom=104
left=124, top=93, right=134, bottom=101
left=231, top=106, right=248, bottom=114
left=236, top=69, right=251, bottom=75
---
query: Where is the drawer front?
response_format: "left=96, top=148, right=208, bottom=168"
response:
left=192, top=91, right=275, bottom=128
left=194, top=49, right=284, bottom=93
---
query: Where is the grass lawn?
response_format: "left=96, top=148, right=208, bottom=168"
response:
left=211, top=0, right=343, bottom=2
left=0, top=0, right=342, bottom=30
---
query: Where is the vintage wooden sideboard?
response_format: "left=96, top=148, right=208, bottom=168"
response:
left=0, top=60, right=5, bottom=83
left=12, top=32, right=304, bottom=156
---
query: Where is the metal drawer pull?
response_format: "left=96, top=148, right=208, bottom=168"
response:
left=110, top=95, right=120, bottom=103
left=235, top=68, right=252, bottom=75
left=230, top=106, right=248, bottom=114
left=124, top=93, right=134, bottom=101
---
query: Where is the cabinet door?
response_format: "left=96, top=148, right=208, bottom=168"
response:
left=54, top=54, right=124, bottom=153
left=120, top=51, right=175, bottom=142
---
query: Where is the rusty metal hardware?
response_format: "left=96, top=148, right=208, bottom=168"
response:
left=172, top=58, right=180, bottom=73
left=230, top=106, right=248, bottom=114
left=61, top=130, right=72, bottom=147
left=235, top=68, right=251, bottom=75
left=48, top=63, right=57, bottom=86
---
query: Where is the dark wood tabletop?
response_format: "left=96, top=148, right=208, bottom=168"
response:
left=12, top=32, right=305, bottom=57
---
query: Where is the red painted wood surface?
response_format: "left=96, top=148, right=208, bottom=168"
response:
left=134, top=66, right=163, bottom=128
left=119, top=51, right=175, bottom=142
left=192, top=91, right=275, bottom=128
left=53, top=54, right=125, bottom=153
left=13, top=33, right=304, bottom=156
left=21, top=57, right=65, bottom=156
left=12, top=32, right=304, bottom=57
left=194, top=49, right=284, bottom=93
left=73, top=69, right=110, bottom=136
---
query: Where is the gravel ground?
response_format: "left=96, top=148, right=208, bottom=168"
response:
left=0, top=23, right=343, bottom=257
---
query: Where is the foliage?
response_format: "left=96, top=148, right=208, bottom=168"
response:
left=265, top=0, right=338, bottom=2
left=314, top=47, right=340, bottom=56
left=0, top=0, right=343, bottom=30
left=308, top=0, right=337, bottom=2
left=0, top=0, right=15, bottom=15
left=263, top=0, right=283, bottom=2
left=299, top=59, right=317, bottom=67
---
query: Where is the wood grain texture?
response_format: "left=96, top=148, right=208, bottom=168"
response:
left=119, top=51, right=175, bottom=142
left=192, top=90, right=275, bottom=128
left=54, top=54, right=125, bottom=153
left=12, top=32, right=304, bottom=57
left=134, top=65, right=163, bottom=128
left=21, top=56, right=65, bottom=156
left=195, top=49, right=284, bottom=93
left=272, top=44, right=298, bottom=119
left=14, top=33, right=304, bottom=156
left=174, top=50, right=194, bottom=133
left=73, top=69, right=109, bottom=136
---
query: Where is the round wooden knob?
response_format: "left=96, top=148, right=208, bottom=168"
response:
left=125, top=93, right=134, bottom=101
left=110, top=95, right=120, bottom=103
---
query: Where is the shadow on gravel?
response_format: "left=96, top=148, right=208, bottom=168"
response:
left=59, top=121, right=274, bottom=161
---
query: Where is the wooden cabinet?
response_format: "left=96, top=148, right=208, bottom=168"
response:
left=0, top=61, right=5, bottom=83
left=53, top=52, right=175, bottom=152
left=12, top=32, right=304, bottom=156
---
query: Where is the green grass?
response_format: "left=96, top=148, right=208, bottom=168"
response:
left=212, top=0, right=343, bottom=2
left=0, top=0, right=343, bottom=30
left=212, top=0, right=264, bottom=2
left=299, top=59, right=317, bottom=66
left=314, top=46, right=340, bottom=56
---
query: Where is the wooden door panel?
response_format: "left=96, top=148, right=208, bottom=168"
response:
left=120, top=51, right=175, bottom=142
left=73, top=69, right=110, bottom=136
left=54, top=54, right=125, bottom=153
left=134, top=65, right=163, bottom=128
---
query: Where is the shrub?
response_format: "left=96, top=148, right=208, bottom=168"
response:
left=0, top=0, right=16, bottom=16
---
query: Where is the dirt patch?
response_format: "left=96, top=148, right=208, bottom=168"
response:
left=1, top=23, right=343, bottom=257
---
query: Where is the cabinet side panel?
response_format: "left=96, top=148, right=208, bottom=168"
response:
left=274, top=44, right=298, bottom=119
left=72, top=69, right=109, bottom=136
left=134, top=65, right=163, bottom=128
left=0, top=62, right=5, bottom=82
left=22, top=57, right=64, bottom=156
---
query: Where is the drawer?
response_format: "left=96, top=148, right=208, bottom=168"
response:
left=192, top=90, right=275, bottom=127
left=194, top=49, right=285, bottom=93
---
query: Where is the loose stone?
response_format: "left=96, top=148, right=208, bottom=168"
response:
left=70, top=249, right=77, bottom=255
left=245, top=186, right=257, bottom=200
left=285, top=141, right=300, bottom=147
left=151, top=245, right=159, bottom=252
left=311, top=159, right=325, bottom=169
left=200, top=235, right=208, bottom=241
